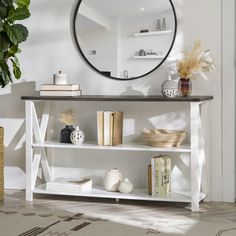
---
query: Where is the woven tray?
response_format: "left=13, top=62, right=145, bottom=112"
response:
left=142, top=128, right=187, bottom=147
left=0, top=127, right=4, bottom=201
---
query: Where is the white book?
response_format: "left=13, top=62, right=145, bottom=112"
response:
left=41, top=84, right=80, bottom=91
left=151, top=157, right=156, bottom=196
left=40, top=90, right=82, bottom=97
left=104, top=111, right=112, bottom=146
left=46, top=178, right=92, bottom=192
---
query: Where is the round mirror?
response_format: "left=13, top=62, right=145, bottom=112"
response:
left=72, top=0, right=177, bottom=80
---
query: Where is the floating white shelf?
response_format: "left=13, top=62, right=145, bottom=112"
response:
left=34, top=184, right=206, bottom=203
left=32, top=141, right=191, bottom=153
left=134, top=30, right=172, bottom=37
left=134, top=55, right=164, bottom=59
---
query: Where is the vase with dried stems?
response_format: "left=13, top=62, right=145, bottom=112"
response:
left=59, top=109, right=75, bottom=143
left=177, top=40, right=215, bottom=96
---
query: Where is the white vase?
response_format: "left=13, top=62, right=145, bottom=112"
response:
left=53, top=71, right=67, bottom=85
left=70, top=126, right=85, bottom=145
left=104, top=169, right=123, bottom=192
left=118, top=178, right=133, bottom=194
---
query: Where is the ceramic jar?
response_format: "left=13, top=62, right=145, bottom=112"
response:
left=161, top=79, right=178, bottom=98
left=70, top=126, right=85, bottom=145
left=118, top=178, right=133, bottom=194
left=53, top=71, right=67, bottom=85
left=178, top=78, right=192, bottom=96
left=104, top=168, right=123, bottom=192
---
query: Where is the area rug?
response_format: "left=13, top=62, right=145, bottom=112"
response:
left=0, top=207, right=158, bottom=236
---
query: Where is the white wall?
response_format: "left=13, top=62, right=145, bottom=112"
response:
left=0, top=0, right=232, bottom=202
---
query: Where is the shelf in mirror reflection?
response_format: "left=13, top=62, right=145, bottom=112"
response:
left=133, top=55, right=164, bottom=59
left=134, top=30, right=172, bottom=37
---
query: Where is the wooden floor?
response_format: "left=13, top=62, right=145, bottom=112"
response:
left=2, top=190, right=236, bottom=235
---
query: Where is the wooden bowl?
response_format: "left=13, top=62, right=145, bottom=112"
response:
left=142, top=128, right=187, bottom=147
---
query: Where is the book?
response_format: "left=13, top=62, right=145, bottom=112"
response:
left=151, top=155, right=171, bottom=197
left=112, top=111, right=124, bottom=146
left=46, top=178, right=92, bottom=192
left=40, top=90, right=82, bottom=97
left=97, top=111, right=104, bottom=146
left=148, top=164, right=152, bottom=195
left=41, top=84, right=80, bottom=91
left=103, top=111, right=112, bottom=146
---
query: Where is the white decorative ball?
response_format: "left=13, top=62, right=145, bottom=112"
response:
left=161, top=79, right=178, bottom=98
left=118, top=178, right=133, bottom=194
left=70, top=126, right=85, bottom=145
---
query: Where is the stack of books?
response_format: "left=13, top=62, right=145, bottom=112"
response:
left=40, top=84, right=82, bottom=96
left=148, top=155, right=171, bottom=196
left=97, top=111, right=124, bottom=146
left=46, top=178, right=92, bottom=193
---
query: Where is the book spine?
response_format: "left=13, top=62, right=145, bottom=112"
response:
left=110, top=113, right=114, bottom=145
left=97, top=111, right=104, bottom=146
left=148, top=164, right=152, bottom=195
left=104, top=111, right=112, bottom=146
left=165, top=158, right=171, bottom=193
left=151, top=158, right=156, bottom=196
left=112, top=111, right=123, bottom=146
left=155, top=158, right=161, bottom=195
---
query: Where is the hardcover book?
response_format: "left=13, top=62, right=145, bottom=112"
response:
left=40, top=90, right=82, bottom=97
left=41, top=84, right=80, bottom=91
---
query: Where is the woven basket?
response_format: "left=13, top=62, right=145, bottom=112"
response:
left=0, top=127, right=4, bottom=201
left=142, top=128, right=187, bottom=147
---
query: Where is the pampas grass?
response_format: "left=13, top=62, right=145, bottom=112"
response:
left=177, top=41, right=215, bottom=80
left=59, top=109, right=75, bottom=125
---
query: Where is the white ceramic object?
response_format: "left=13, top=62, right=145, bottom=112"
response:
left=104, top=169, right=123, bottom=192
left=53, top=71, right=67, bottom=85
left=70, top=126, right=85, bottom=145
left=161, top=78, right=178, bottom=98
left=118, top=178, right=133, bottom=194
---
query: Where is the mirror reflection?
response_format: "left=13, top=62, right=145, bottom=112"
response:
left=73, top=0, right=177, bottom=80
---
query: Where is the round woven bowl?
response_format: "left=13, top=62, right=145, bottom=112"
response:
left=142, top=129, right=187, bottom=147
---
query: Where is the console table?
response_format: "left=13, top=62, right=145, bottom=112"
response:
left=22, top=95, right=213, bottom=212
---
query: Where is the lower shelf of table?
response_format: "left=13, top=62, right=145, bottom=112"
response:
left=33, top=185, right=206, bottom=203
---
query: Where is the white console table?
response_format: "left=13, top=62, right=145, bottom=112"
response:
left=22, top=95, right=213, bottom=212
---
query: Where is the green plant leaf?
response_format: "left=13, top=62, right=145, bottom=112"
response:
left=0, top=75, right=6, bottom=87
left=6, top=23, right=28, bottom=44
left=1, top=0, right=13, bottom=7
left=5, top=44, right=18, bottom=58
left=0, top=21, right=3, bottom=30
left=11, top=56, right=21, bottom=79
left=16, top=0, right=30, bottom=8
left=0, top=32, right=10, bottom=51
left=7, top=6, right=30, bottom=21
left=0, top=52, right=3, bottom=60
left=0, top=60, right=11, bottom=87
left=0, top=7, right=7, bottom=19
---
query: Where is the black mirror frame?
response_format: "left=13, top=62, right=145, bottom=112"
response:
left=72, top=0, right=177, bottom=81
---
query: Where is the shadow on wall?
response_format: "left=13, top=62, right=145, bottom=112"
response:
left=0, top=82, right=37, bottom=189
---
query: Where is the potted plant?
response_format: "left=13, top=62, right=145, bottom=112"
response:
left=177, top=40, right=215, bottom=96
left=0, top=0, right=31, bottom=201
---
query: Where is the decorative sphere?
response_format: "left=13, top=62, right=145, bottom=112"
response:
left=70, top=126, right=85, bottom=145
left=118, top=178, right=133, bottom=194
left=161, top=79, right=178, bottom=98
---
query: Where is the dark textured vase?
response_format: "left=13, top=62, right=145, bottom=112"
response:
left=60, top=125, right=75, bottom=143
left=178, top=78, right=192, bottom=96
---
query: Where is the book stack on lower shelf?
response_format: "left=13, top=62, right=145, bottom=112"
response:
left=46, top=178, right=92, bottom=193
left=40, top=84, right=82, bottom=96
left=97, top=111, right=124, bottom=146
left=148, top=155, right=171, bottom=197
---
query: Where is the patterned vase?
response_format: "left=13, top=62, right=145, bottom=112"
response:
left=60, top=125, right=75, bottom=143
left=161, top=79, right=178, bottom=98
left=70, top=126, right=85, bottom=145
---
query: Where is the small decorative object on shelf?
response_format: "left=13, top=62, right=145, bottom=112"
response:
left=178, top=78, right=192, bottom=96
left=161, top=77, right=178, bottom=98
left=177, top=40, right=215, bottom=96
left=142, top=128, right=187, bottom=147
left=70, top=126, right=85, bottom=145
left=139, top=49, right=146, bottom=56
left=162, top=18, right=167, bottom=30
left=156, top=19, right=161, bottom=31
left=140, top=29, right=149, bottom=33
left=104, top=168, right=123, bottom=192
left=118, top=178, right=133, bottom=194
left=53, top=71, right=67, bottom=85
left=59, top=110, right=75, bottom=143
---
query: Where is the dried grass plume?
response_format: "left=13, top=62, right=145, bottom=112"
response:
left=59, top=109, right=75, bottom=125
left=177, top=40, right=215, bottom=80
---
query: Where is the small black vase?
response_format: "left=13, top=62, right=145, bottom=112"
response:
left=60, top=125, right=75, bottom=143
